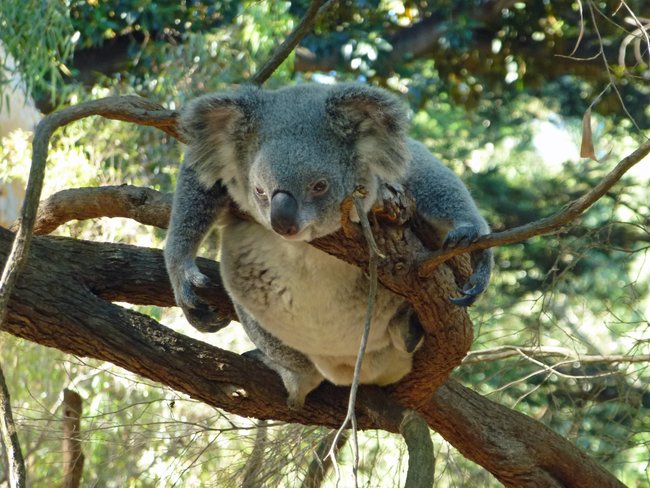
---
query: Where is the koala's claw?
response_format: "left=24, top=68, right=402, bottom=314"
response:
left=183, top=303, right=229, bottom=333
left=449, top=247, right=493, bottom=307
left=443, top=223, right=481, bottom=249
left=450, top=282, right=485, bottom=307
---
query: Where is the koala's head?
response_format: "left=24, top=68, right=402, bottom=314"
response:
left=181, top=83, right=410, bottom=241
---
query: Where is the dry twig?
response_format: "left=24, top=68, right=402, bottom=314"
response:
left=419, top=138, right=650, bottom=276
left=0, top=364, right=26, bottom=488
left=251, top=0, right=333, bottom=85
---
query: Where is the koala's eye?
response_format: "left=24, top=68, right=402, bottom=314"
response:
left=311, top=179, right=329, bottom=196
left=254, top=186, right=267, bottom=199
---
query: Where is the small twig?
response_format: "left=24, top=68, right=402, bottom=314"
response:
left=0, top=96, right=179, bottom=325
left=419, top=137, right=650, bottom=276
left=0, top=363, right=26, bottom=488
left=301, top=429, right=349, bottom=488
left=463, top=345, right=650, bottom=365
left=241, top=420, right=269, bottom=488
left=251, top=0, right=332, bottom=85
left=326, top=188, right=380, bottom=485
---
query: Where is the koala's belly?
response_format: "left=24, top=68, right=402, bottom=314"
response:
left=219, top=220, right=404, bottom=357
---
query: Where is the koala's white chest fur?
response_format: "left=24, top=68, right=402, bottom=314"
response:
left=219, top=219, right=404, bottom=359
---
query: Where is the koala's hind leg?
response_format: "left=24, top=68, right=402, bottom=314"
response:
left=235, top=305, right=324, bottom=409
left=388, top=304, right=424, bottom=354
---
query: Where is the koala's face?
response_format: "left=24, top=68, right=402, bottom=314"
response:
left=182, top=83, right=410, bottom=241
left=246, top=133, right=359, bottom=241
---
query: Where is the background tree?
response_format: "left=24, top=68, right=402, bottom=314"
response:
left=1, top=0, right=648, bottom=486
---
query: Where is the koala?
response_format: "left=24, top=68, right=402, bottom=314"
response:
left=164, top=83, right=492, bottom=408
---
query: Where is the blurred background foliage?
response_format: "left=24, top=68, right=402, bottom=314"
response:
left=0, top=0, right=649, bottom=486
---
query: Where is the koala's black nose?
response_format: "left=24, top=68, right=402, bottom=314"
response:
left=270, top=191, right=300, bottom=236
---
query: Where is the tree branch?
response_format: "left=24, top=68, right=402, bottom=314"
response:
left=419, top=138, right=650, bottom=276
left=0, top=228, right=624, bottom=487
left=26, top=185, right=173, bottom=235
left=251, top=0, right=332, bottom=85
left=464, top=345, right=650, bottom=365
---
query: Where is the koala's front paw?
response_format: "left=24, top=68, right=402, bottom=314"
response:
left=449, top=271, right=487, bottom=307
left=443, top=223, right=481, bottom=249
left=171, top=262, right=230, bottom=333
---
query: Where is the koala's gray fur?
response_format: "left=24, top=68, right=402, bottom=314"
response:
left=165, top=83, right=492, bottom=408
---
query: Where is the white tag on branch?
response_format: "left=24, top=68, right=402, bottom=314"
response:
left=580, top=107, right=611, bottom=162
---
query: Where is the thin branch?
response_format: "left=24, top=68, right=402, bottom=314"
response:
left=419, top=137, right=650, bottom=276
left=250, top=0, right=332, bottom=85
left=327, top=189, right=380, bottom=484
left=241, top=420, right=268, bottom=488
left=301, top=430, right=349, bottom=488
left=0, top=96, right=180, bottom=325
left=463, top=345, right=650, bottom=365
left=0, top=363, right=26, bottom=488
left=400, top=410, right=434, bottom=488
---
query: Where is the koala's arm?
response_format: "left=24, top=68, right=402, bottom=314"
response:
left=405, top=140, right=493, bottom=306
left=164, top=163, right=229, bottom=331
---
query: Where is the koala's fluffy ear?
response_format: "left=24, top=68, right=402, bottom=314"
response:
left=326, top=84, right=410, bottom=181
left=181, top=88, right=259, bottom=188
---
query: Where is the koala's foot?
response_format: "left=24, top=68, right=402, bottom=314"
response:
left=449, top=249, right=493, bottom=307
left=172, top=262, right=230, bottom=332
left=244, top=349, right=324, bottom=410
left=443, top=224, right=493, bottom=307
left=388, top=306, right=424, bottom=354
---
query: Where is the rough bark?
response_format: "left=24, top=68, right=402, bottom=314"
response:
left=0, top=227, right=625, bottom=487
left=61, top=389, right=84, bottom=488
left=30, top=186, right=173, bottom=235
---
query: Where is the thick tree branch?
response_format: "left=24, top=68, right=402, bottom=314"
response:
left=423, top=382, right=623, bottom=488
left=419, top=138, right=650, bottom=276
left=0, top=228, right=624, bottom=487
left=26, top=185, right=173, bottom=235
